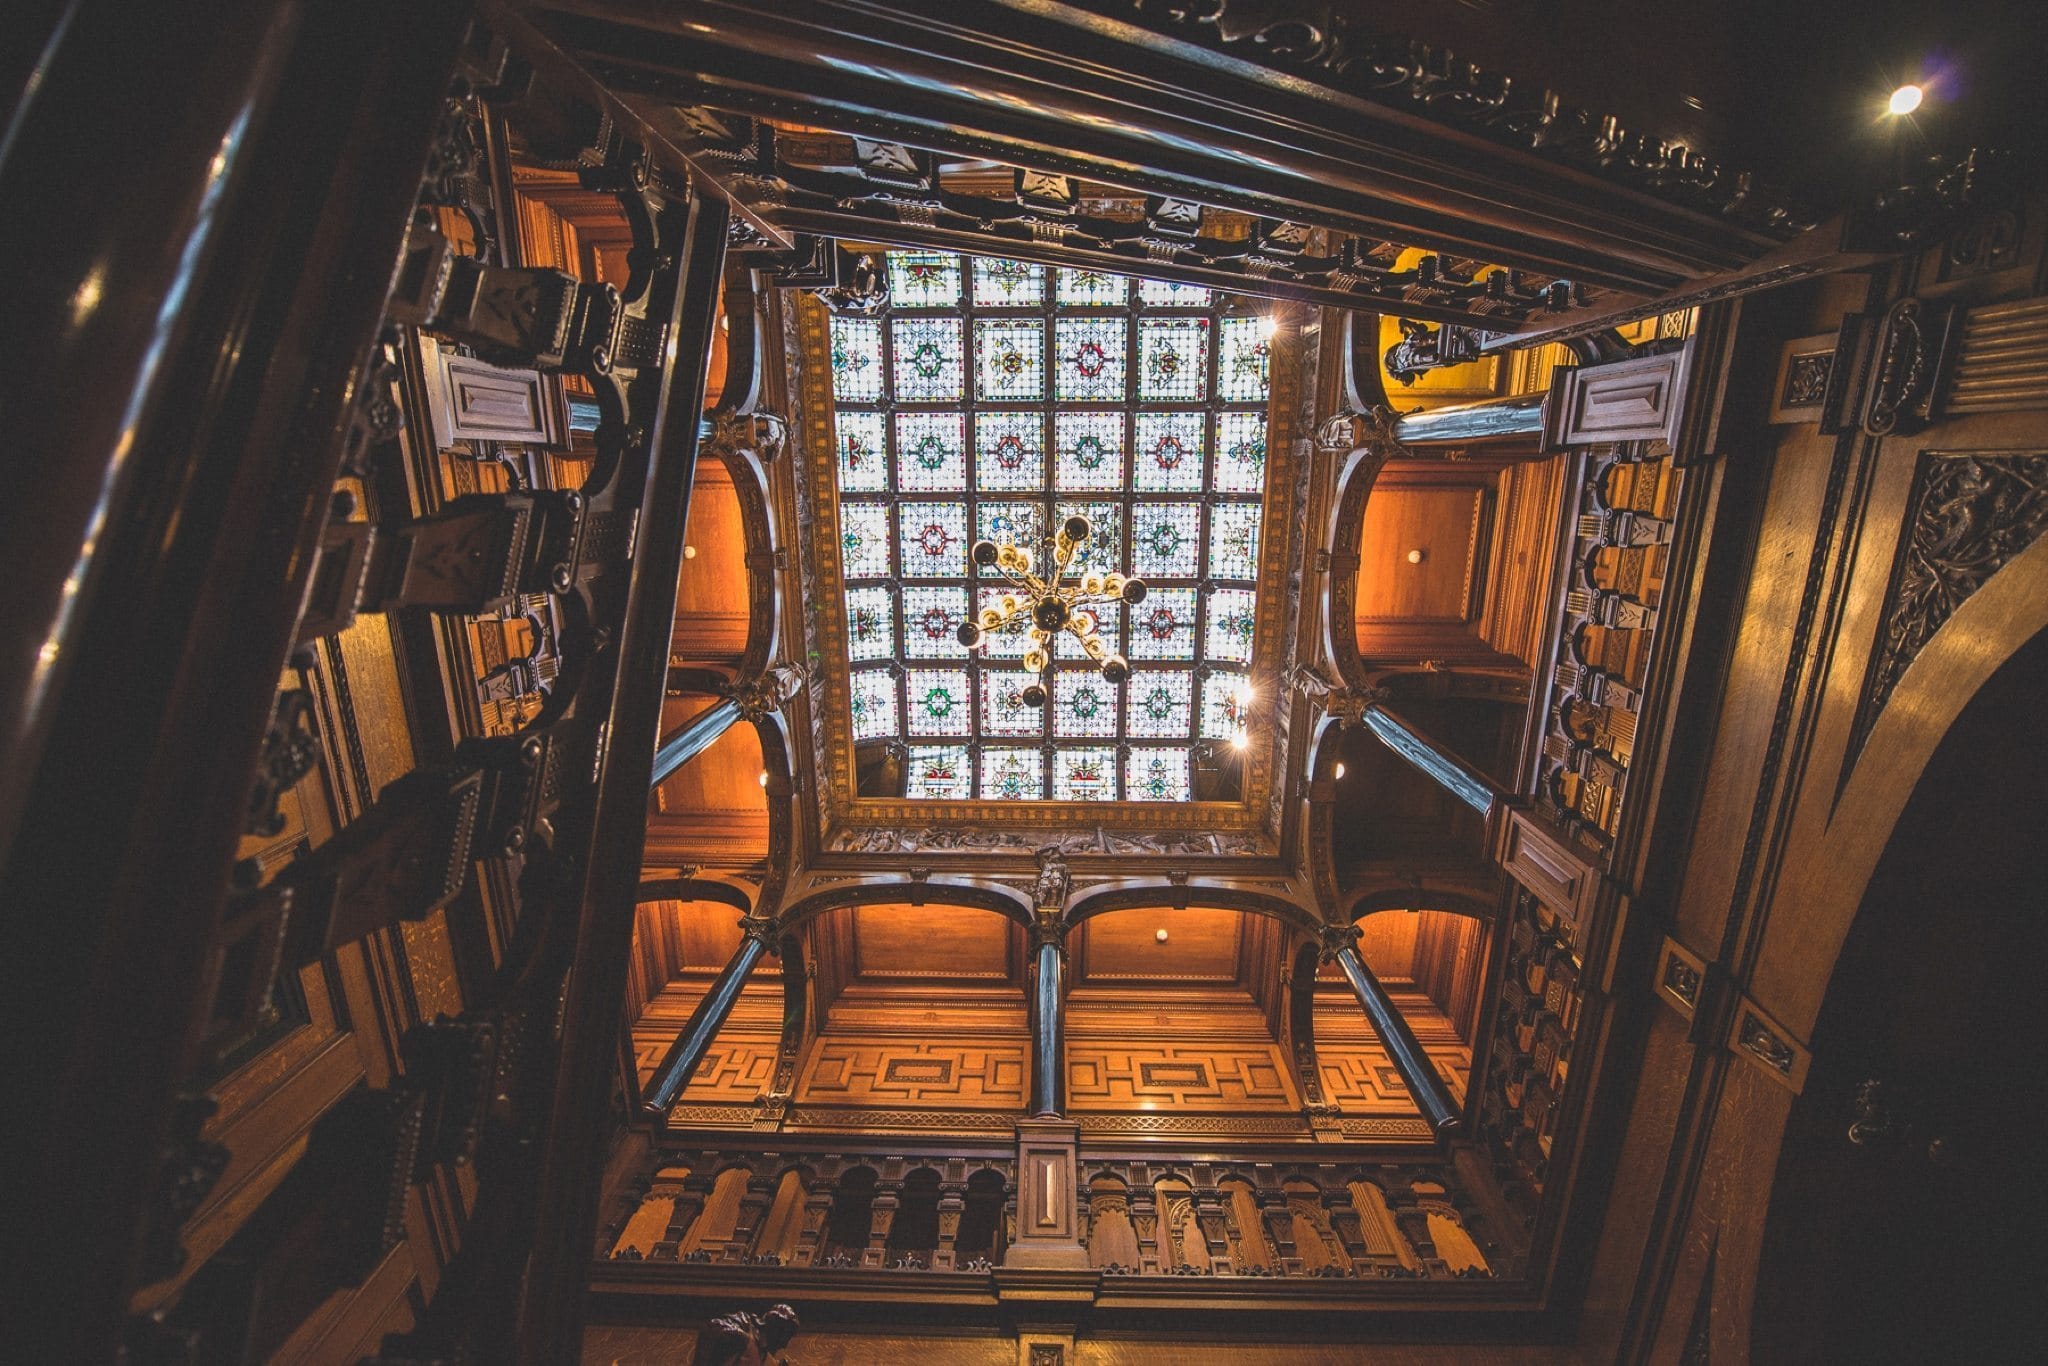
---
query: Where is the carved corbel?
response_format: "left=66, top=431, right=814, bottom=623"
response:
left=727, top=664, right=802, bottom=722
left=704, top=408, right=789, bottom=462
left=1031, top=845, right=1071, bottom=913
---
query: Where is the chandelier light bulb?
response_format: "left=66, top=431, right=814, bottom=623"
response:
left=1021, top=682, right=1048, bottom=707
left=1260, top=313, right=1281, bottom=340
left=1120, top=578, right=1148, bottom=605
left=1071, top=610, right=1096, bottom=636
left=1023, top=647, right=1049, bottom=673
left=1063, top=513, right=1092, bottom=542
left=1081, top=571, right=1106, bottom=596
left=972, top=538, right=1000, bottom=567
left=1102, top=654, right=1130, bottom=684
left=1231, top=730, right=1250, bottom=750
left=958, top=621, right=984, bottom=647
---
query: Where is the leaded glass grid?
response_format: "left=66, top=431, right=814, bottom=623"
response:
left=828, top=250, right=1270, bottom=800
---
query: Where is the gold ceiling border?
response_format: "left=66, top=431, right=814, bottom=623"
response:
left=791, top=289, right=1304, bottom=841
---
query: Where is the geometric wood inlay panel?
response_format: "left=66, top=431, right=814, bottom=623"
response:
left=1067, top=1042, right=1298, bottom=1111
left=796, top=1039, right=1028, bottom=1109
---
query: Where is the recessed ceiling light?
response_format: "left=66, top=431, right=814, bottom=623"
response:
left=1156, top=928, right=1169, bottom=943
left=1887, top=84, right=1924, bottom=116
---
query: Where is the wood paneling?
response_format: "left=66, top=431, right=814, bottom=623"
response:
left=647, top=699, right=768, bottom=862
left=852, top=903, right=1012, bottom=980
left=1315, top=987, right=1473, bottom=1112
left=1077, top=907, right=1243, bottom=983
left=1355, top=486, right=1488, bottom=625
left=795, top=1039, right=1029, bottom=1109
left=1066, top=1041, right=1298, bottom=1111
left=672, top=461, right=749, bottom=662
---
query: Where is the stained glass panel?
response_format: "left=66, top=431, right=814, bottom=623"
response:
left=1212, top=411, right=1267, bottom=493
left=839, top=502, right=892, bottom=578
left=850, top=668, right=898, bottom=740
left=1126, top=669, right=1195, bottom=739
left=1057, top=500, right=1121, bottom=578
left=905, top=745, right=973, bottom=800
left=1128, top=588, right=1198, bottom=661
left=1137, top=279, right=1213, bottom=307
left=1056, top=268, right=1129, bottom=307
left=897, top=502, right=968, bottom=577
left=980, top=671, right=1045, bottom=737
left=887, top=252, right=961, bottom=307
left=900, top=586, right=970, bottom=659
left=1130, top=502, right=1203, bottom=579
left=1052, top=412, right=1126, bottom=492
left=980, top=747, right=1045, bottom=800
left=975, top=411, right=1045, bottom=492
left=1053, top=670, right=1119, bottom=739
left=1201, top=671, right=1252, bottom=740
left=830, top=317, right=884, bottom=402
left=974, top=319, right=1046, bottom=402
left=975, top=588, right=1031, bottom=658
left=1054, top=317, right=1127, bottom=401
left=972, top=258, right=1045, bottom=308
left=1125, top=746, right=1191, bottom=802
left=976, top=503, right=1043, bottom=572
left=845, top=586, right=895, bottom=661
left=836, top=411, right=888, bottom=492
left=1208, top=503, right=1261, bottom=580
left=893, top=411, right=966, bottom=492
left=1056, top=601, right=1118, bottom=660
left=904, top=668, right=972, bottom=738
left=891, top=317, right=965, bottom=402
left=1205, top=587, right=1258, bottom=663
left=1132, top=412, right=1205, bottom=492
left=1052, top=747, right=1118, bottom=801
left=1137, top=318, right=1210, bottom=401
left=1218, top=316, right=1271, bottom=402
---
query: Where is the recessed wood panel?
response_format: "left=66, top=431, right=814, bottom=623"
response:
left=673, top=463, right=750, bottom=660
left=853, top=903, right=1012, bottom=979
left=1079, top=907, right=1243, bottom=982
left=1066, top=1041, right=1298, bottom=1111
left=1355, top=486, right=1487, bottom=625
left=796, top=1039, right=1028, bottom=1109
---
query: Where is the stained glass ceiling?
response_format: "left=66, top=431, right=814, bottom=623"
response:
left=828, top=251, right=1271, bottom=802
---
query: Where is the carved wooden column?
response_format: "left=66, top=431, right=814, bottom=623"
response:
left=933, top=1181, right=967, bottom=1269
left=1029, top=849, right=1072, bottom=1117
left=724, top=1174, right=776, bottom=1262
left=791, top=1178, right=836, bottom=1269
left=1193, top=1188, right=1235, bottom=1272
left=649, top=698, right=742, bottom=786
left=642, top=916, right=776, bottom=1112
left=1322, top=925, right=1462, bottom=1134
left=654, top=1172, right=715, bottom=1261
left=1128, top=1185, right=1162, bottom=1273
left=1324, top=1191, right=1370, bottom=1271
left=864, top=1179, right=901, bottom=1267
left=1259, top=1192, right=1300, bottom=1271
left=1360, top=701, right=1507, bottom=818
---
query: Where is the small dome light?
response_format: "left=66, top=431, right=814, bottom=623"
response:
left=757, top=770, right=769, bottom=787
left=1231, top=731, right=1250, bottom=751
left=1888, top=83, right=1923, bottom=116
left=1406, top=548, right=1425, bottom=564
left=1259, top=313, right=1281, bottom=340
left=1334, top=762, right=1347, bottom=780
left=683, top=544, right=698, bottom=560
left=1156, top=928, right=1169, bottom=943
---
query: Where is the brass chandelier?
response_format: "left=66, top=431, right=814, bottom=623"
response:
left=956, top=513, right=1146, bottom=706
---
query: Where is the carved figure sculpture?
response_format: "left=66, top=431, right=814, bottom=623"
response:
left=689, top=1302, right=800, bottom=1365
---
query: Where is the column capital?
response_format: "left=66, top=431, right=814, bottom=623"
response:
left=1030, top=911, right=1070, bottom=952
left=1317, top=921, right=1363, bottom=964
left=727, top=664, right=802, bottom=722
left=739, top=914, right=778, bottom=945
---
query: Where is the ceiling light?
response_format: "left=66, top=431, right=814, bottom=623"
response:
left=758, top=770, right=769, bottom=787
left=683, top=545, right=698, bottom=560
left=957, top=515, right=1144, bottom=702
left=1887, top=83, right=1923, bottom=116
left=1231, top=731, right=1250, bottom=751
left=1334, top=762, right=1346, bottom=780
left=1156, top=928, right=1169, bottom=943
left=1406, top=548, right=1424, bottom=564
left=1259, top=313, right=1281, bottom=340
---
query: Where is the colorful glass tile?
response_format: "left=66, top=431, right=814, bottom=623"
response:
left=1128, top=587, right=1197, bottom=660
left=1124, top=746, right=1191, bottom=802
left=1056, top=268, right=1129, bottom=307
left=839, top=502, right=892, bottom=578
left=974, top=588, right=1032, bottom=658
left=836, top=411, right=888, bottom=492
left=1137, top=278, right=1213, bottom=307
left=829, top=317, right=884, bottom=402
left=1212, top=411, right=1267, bottom=493
left=972, top=257, right=1046, bottom=308
left=980, top=670, right=1045, bottom=737
left=900, top=586, right=970, bottom=659
left=1204, top=587, right=1258, bottom=663
left=1132, top=411, right=1205, bottom=492
left=1055, top=601, right=1118, bottom=660
left=904, top=745, right=973, bottom=800
left=1218, top=316, right=1271, bottom=402
left=897, top=502, right=968, bottom=576
left=893, top=411, right=967, bottom=492
left=850, top=668, right=898, bottom=741
left=974, top=318, right=1046, bottom=402
left=1053, top=669, right=1119, bottom=739
left=1057, top=500, right=1121, bottom=578
left=890, top=316, right=965, bottom=402
left=904, top=668, right=971, bottom=737
left=1208, top=503, right=1262, bottom=580
left=979, top=746, right=1045, bottom=800
left=1126, top=669, right=1195, bottom=739
left=1052, top=412, right=1126, bottom=492
left=1201, top=671, right=1253, bottom=740
left=845, top=586, right=895, bottom=661
left=887, top=251, right=961, bottom=307
left=1131, top=502, right=1203, bottom=579
left=975, top=411, right=1045, bottom=492
left=975, top=502, right=1044, bottom=574
left=1054, top=317, right=1127, bottom=401
left=1052, top=747, right=1118, bottom=801
left=1137, top=318, right=1211, bottom=401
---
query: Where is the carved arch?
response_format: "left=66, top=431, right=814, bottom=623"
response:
left=750, top=708, right=799, bottom=920
left=1063, top=883, right=1323, bottom=939
left=1321, top=433, right=1402, bottom=693
left=634, top=876, right=755, bottom=911
left=776, top=879, right=1036, bottom=934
